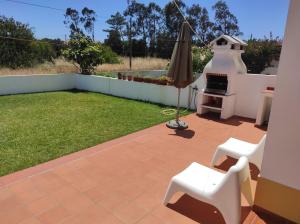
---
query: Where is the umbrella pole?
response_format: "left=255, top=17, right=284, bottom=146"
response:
left=166, top=88, right=188, bottom=130
left=176, top=88, right=181, bottom=122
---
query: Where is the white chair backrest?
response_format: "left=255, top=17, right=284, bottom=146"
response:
left=215, top=157, right=250, bottom=193
left=252, top=134, right=267, bottom=170
left=228, top=156, right=250, bottom=184
left=213, top=157, right=251, bottom=212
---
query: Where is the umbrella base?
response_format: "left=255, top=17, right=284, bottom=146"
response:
left=166, top=120, right=188, bottom=130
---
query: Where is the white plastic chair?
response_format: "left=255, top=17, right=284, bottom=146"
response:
left=211, top=134, right=266, bottom=170
left=163, top=157, right=253, bottom=224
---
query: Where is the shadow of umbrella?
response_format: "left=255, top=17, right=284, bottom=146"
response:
left=169, top=129, right=195, bottom=139
left=166, top=22, right=194, bottom=130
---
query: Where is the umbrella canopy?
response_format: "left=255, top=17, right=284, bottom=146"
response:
left=166, top=22, right=193, bottom=130
left=167, top=22, right=193, bottom=88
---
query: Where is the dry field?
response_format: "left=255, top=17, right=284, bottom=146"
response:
left=0, top=57, right=169, bottom=76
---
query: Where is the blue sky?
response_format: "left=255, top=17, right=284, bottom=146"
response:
left=0, top=0, right=289, bottom=41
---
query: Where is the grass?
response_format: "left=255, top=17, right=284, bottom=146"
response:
left=0, top=91, right=190, bottom=176
left=0, top=57, right=169, bottom=76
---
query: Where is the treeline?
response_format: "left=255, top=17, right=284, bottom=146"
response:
left=0, top=16, right=65, bottom=68
left=0, top=7, right=118, bottom=73
left=0, top=0, right=282, bottom=74
left=104, top=0, right=241, bottom=58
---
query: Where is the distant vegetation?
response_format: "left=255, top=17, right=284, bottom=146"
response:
left=62, top=7, right=120, bottom=74
left=0, top=57, right=168, bottom=76
left=104, top=0, right=242, bottom=59
left=243, top=35, right=282, bottom=74
left=62, top=34, right=119, bottom=74
left=0, top=16, right=59, bottom=68
left=192, top=46, right=213, bottom=74
left=0, top=0, right=282, bottom=75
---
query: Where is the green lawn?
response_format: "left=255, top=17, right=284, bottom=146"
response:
left=0, top=91, right=190, bottom=176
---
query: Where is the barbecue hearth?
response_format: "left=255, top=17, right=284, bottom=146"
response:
left=205, top=73, right=228, bottom=95
left=197, top=35, right=248, bottom=119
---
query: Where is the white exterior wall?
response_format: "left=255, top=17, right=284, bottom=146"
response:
left=261, top=0, right=300, bottom=190
left=0, top=74, right=75, bottom=96
left=235, top=74, right=276, bottom=119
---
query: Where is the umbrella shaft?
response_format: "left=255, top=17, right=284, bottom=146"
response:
left=176, top=88, right=181, bottom=121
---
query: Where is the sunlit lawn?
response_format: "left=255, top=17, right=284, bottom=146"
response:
left=0, top=91, right=190, bottom=176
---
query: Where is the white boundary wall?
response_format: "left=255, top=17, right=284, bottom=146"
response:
left=0, top=73, right=276, bottom=118
left=0, top=74, right=75, bottom=95
left=75, top=74, right=205, bottom=109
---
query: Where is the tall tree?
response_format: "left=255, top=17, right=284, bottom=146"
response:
left=163, top=0, right=186, bottom=39
left=187, top=4, right=214, bottom=45
left=155, top=0, right=186, bottom=58
left=64, top=8, right=82, bottom=37
left=123, top=1, right=140, bottom=37
left=104, top=30, right=123, bottom=55
left=212, top=0, right=242, bottom=36
left=104, top=12, right=127, bottom=55
left=146, top=2, right=163, bottom=56
left=104, top=12, right=126, bottom=36
left=124, top=1, right=146, bottom=55
left=127, top=1, right=148, bottom=55
left=124, top=1, right=163, bottom=56
left=64, top=7, right=97, bottom=39
left=81, top=7, right=96, bottom=40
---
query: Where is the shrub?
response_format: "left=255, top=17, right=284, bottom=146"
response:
left=101, top=45, right=120, bottom=64
left=63, top=34, right=119, bottom=74
left=40, top=38, right=66, bottom=58
left=0, top=16, right=56, bottom=68
left=31, top=42, right=56, bottom=64
left=242, top=38, right=282, bottom=74
left=192, top=46, right=213, bottom=73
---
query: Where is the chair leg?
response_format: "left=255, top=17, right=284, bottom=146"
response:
left=211, top=149, right=225, bottom=166
left=241, top=177, right=253, bottom=206
left=214, top=202, right=241, bottom=224
left=163, top=181, right=179, bottom=205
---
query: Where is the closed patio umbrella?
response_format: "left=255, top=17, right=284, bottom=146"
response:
left=166, top=22, right=193, bottom=130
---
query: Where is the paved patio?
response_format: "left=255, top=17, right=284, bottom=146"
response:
left=0, top=113, right=278, bottom=224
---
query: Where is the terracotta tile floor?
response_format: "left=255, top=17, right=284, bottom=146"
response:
left=0, top=113, right=281, bottom=224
